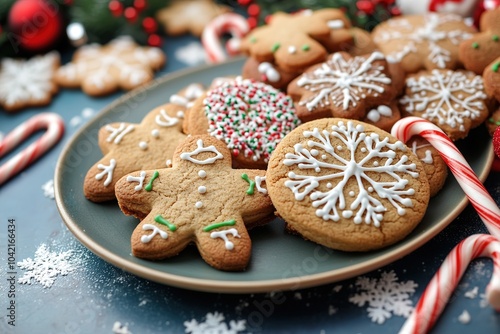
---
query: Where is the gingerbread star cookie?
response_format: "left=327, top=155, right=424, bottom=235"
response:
left=84, top=103, right=187, bottom=202
left=55, top=36, right=165, bottom=96
left=399, top=69, right=490, bottom=141
left=156, top=0, right=231, bottom=37
left=372, top=13, right=476, bottom=73
left=287, top=51, right=398, bottom=123
left=240, top=9, right=353, bottom=72
left=0, top=51, right=60, bottom=112
left=459, top=7, right=500, bottom=74
left=115, top=135, right=273, bottom=271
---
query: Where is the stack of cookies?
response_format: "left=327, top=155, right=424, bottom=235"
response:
left=83, top=8, right=499, bottom=271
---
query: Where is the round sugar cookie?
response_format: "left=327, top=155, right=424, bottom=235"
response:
left=266, top=118, right=430, bottom=252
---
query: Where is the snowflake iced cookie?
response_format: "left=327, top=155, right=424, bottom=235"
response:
left=184, top=77, right=301, bottom=169
left=459, top=7, right=500, bottom=74
left=55, top=36, right=165, bottom=96
left=83, top=103, right=186, bottom=202
left=0, top=51, right=60, bottom=112
left=156, top=0, right=231, bottom=37
left=266, top=118, right=430, bottom=252
left=115, top=135, right=273, bottom=271
left=287, top=51, right=399, bottom=123
left=399, top=69, right=490, bottom=141
left=372, top=13, right=475, bottom=73
left=240, top=9, right=353, bottom=72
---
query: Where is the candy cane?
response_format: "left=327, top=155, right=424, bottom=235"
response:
left=391, top=117, right=500, bottom=237
left=202, top=13, right=250, bottom=63
left=391, top=117, right=500, bottom=333
left=400, top=234, right=500, bottom=334
left=0, top=112, right=65, bottom=186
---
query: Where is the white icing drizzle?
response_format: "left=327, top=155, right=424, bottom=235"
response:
left=327, top=19, right=345, bottom=29
left=297, top=52, right=391, bottom=111
left=155, top=109, right=179, bottom=127
left=411, top=141, right=433, bottom=164
left=210, top=228, right=240, bottom=250
left=283, top=121, right=418, bottom=227
left=180, top=139, right=224, bottom=165
left=255, top=176, right=267, bottom=194
left=141, top=224, right=168, bottom=243
left=126, top=170, right=147, bottom=191
left=258, top=62, right=281, bottom=83
left=366, top=105, right=393, bottom=123
left=95, top=159, right=116, bottom=186
left=105, top=123, right=135, bottom=144
left=139, top=141, right=148, bottom=150
left=399, top=69, right=486, bottom=131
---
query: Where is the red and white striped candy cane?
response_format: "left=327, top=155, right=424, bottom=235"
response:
left=391, top=117, right=500, bottom=237
left=0, top=112, right=65, bottom=186
left=399, top=234, right=500, bottom=334
left=202, top=13, right=250, bottom=63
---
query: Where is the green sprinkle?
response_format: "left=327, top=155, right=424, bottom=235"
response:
left=271, top=42, right=280, bottom=52
left=144, top=170, right=159, bottom=191
left=472, top=42, right=479, bottom=49
left=154, top=214, right=177, bottom=231
left=301, top=44, right=310, bottom=51
left=493, top=62, right=500, bottom=72
left=250, top=36, right=257, bottom=43
left=203, top=219, right=236, bottom=232
left=493, top=35, right=499, bottom=42
left=489, top=117, right=500, bottom=125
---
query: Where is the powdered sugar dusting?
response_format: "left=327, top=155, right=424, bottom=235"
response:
left=184, top=312, right=246, bottom=334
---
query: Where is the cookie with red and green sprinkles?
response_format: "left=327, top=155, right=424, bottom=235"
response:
left=185, top=77, right=301, bottom=169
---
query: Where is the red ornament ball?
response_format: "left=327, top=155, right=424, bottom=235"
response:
left=494, top=126, right=500, bottom=159
left=108, top=0, right=124, bottom=17
left=8, top=0, right=64, bottom=52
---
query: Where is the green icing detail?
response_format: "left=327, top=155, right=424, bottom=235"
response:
left=492, top=62, right=500, bottom=72
left=488, top=117, right=500, bottom=125
left=493, top=35, right=499, bottom=42
left=301, top=44, right=310, bottom=51
left=271, top=42, right=280, bottom=52
left=241, top=173, right=256, bottom=195
left=472, top=42, right=479, bottom=49
left=203, top=219, right=236, bottom=232
left=154, top=215, right=177, bottom=231
left=144, top=170, right=159, bottom=191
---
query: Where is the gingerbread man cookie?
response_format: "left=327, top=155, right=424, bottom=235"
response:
left=399, top=69, right=490, bottom=141
left=55, top=36, right=165, bottom=96
left=84, top=103, right=187, bottom=202
left=459, top=7, right=500, bottom=74
left=287, top=51, right=398, bottom=123
left=115, top=135, right=273, bottom=271
left=372, top=13, right=476, bottom=73
left=240, top=9, right=353, bottom=72
left=0, top=51, right=60, bottom=112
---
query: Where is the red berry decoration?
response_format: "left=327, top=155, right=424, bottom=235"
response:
left=7, top=0, right=64, bottom=52
left=494, top=126, right=500, bottom=159
left=109, top=0, right=124, bottom=17
left=124, top=7, right=138, bottom=22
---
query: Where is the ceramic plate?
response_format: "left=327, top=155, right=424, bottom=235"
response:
left=55, top=57, right=494, bottom=293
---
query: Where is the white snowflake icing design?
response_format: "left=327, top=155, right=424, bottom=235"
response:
left=0, top=51, right=59, bottom=109
left=400, top=70, right=487, bottom=132
left=41, top=179, right=55, bottom=199
left=17, top=244, right=76, bottom=288
left=296, top=52, right=391, bottom=111
left=349, top=270, right=418, bottom=324
left=374, top=14, right=473, bottom=67
left=284, top=121, right=418, bottom=227
left=184, top=312, right=246, bottom=334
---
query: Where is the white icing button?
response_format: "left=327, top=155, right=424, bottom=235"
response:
left=198, top=170, right=207, bottom=178
left=198, top=186, right=207, bottom=194
left=288, top=46, right=297, bottom=54
left=139, top=141, right=148, bottom=150
left=328, top=19, right=345, bottom=29
left=166, top=159, right=172, bottom=167
left=195, top=201, right=203, bottom=209
left=177, top=110, right=185, bottom=118
left=151, top=129, right=160, bottom=138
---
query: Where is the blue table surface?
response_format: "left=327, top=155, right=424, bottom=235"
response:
left=1, top=34, right=499, bottom=334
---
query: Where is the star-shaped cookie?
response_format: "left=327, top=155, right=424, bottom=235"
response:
left=55, top=36, right=165, bottom=96
left=115, top=135, right=273, bottom=271
left=83, top=103, right=187, bottom=202
left=156, top=0, right=231, bottom=37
